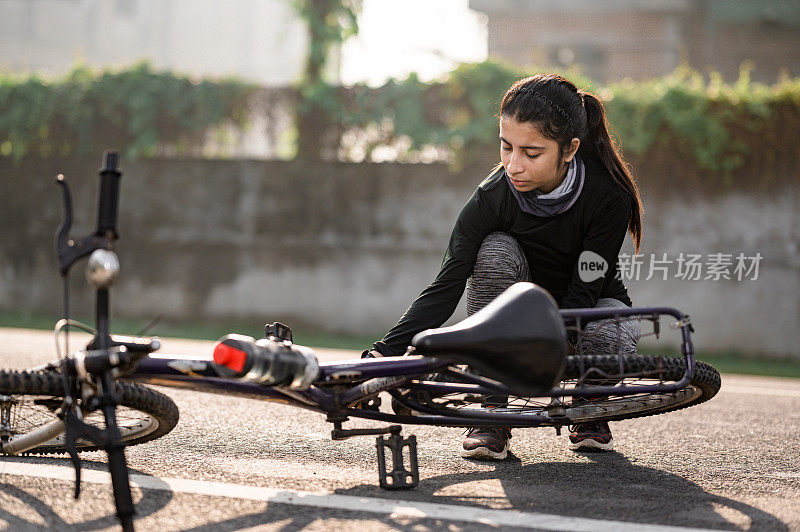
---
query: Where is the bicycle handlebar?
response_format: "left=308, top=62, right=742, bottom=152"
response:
left=55, top=150, right=122, bottom=275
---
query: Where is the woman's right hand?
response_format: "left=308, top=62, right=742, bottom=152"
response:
left=361, top=349, right=384, bottom=359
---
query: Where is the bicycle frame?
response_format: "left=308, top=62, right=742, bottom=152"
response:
left=128, top=353, right=560, bottom=428
left=124, top=304, right=697, bottom=430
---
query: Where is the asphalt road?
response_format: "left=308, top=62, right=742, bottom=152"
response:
left=1, top=328, right=798, bottom=531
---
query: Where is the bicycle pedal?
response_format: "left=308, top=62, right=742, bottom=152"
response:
left=376, top=433, right=419, bottom=489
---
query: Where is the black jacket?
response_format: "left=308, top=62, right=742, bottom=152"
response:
left=374, top=153, right=633, bottom=355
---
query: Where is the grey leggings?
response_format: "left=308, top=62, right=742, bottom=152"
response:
left=466, top=232, right=640, bottom=356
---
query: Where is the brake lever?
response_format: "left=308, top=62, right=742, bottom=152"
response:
left=55, top=176, right=106, bottom=277
left=54, top=174, right=72, bottom=255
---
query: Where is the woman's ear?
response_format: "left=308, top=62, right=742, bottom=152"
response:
left=563, top=138, right=581, bottom=163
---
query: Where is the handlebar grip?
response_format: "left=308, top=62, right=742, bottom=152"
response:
left=96, top=150, right=121, bottom=237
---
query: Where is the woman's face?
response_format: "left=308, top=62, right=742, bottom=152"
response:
left=499, top=116, right=579, bottom=193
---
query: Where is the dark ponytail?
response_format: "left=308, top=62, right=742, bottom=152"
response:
left=580, top=91, right=643, bottom=252
left=500, top=75, right=643, bottom=252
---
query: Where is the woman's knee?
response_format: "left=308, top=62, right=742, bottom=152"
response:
left=579, top=298, right=640, bottom=355
left=467, top=232, right=530, bottom=315
left=472, top=232, right=530, bottom=282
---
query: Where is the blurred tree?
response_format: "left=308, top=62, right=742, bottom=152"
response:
left=1, top=57, right=797, bottom=189
left=290, top=0, right=360, bottom=159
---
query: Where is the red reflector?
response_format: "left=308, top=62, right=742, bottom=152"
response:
left=213, top=342, right=248, bottom=373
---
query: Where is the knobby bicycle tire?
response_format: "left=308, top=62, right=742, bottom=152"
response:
left=557, top=354, right=721, bottom=422
left=0, top=370, right=179, bottom=455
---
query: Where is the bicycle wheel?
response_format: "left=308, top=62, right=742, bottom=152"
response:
left=0, top=370, right=179, bottom=455
left=405, top=355, right=721, bottom=425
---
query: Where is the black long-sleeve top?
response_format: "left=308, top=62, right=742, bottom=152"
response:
left=373, top=153, right=634, bottom=355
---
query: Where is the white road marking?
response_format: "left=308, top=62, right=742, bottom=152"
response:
left=764, top=471, right=800, bottom=479
left=0, top=460, right=716, bottom=532
left=721, top=386, right=800, bottom=398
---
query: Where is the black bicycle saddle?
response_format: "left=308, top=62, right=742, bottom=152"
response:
left=411, top=282, right=567, bottom=396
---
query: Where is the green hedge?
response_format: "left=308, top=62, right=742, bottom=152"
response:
left=2, top=60, right=798, bottom=186
left=0, top=63, right=256, bottom=160
left=336, top=60, right=800, bottom=181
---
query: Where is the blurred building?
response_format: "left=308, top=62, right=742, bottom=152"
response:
left=469, top=0, right=800, bottom=83
left=0, top=0, right=312, bottom=85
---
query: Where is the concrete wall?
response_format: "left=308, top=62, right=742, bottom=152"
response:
left=0, top=157, right=796, bottom=359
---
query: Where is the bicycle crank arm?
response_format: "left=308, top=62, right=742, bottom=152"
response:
left=1, top=419, right=65, bottom=455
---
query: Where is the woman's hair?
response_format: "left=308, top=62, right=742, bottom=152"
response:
left=499, top=74, right=643, bottom=252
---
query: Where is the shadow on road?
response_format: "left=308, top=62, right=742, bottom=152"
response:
left=176, top=451, right=788, bottom=531
left=0, top=452, right=788, bottom=531
left=0, top=456, right=173, bottom=531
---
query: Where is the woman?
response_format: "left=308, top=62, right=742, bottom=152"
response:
left=367, top=74, right=643, bottom=459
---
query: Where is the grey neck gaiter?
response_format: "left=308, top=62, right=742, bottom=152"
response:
left=506, top=153, right=585, bottom=217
